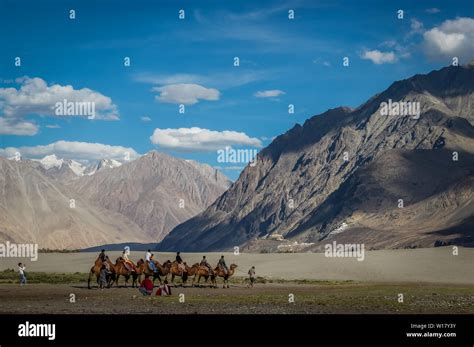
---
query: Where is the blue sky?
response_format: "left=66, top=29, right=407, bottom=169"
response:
left=0, top=0, right=473, bottom=179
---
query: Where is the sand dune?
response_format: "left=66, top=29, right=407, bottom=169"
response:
left=1, top=247, right=472, bottom=284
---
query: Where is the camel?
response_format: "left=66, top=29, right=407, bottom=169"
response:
left=87, top=256, right=115, bottom=289
left=194, top=265, right=217, bottom=288
left=136, top=259, right=172, bottom=285
left=110, top=257, right=139, bottom=288
left=214, top=264, right=238, bottom=288
left=169, top=262, right=200, bottom=287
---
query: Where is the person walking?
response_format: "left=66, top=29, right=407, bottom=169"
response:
left=98, top=264, right=109, bottom=289
left=247, top=266, right=256, bottom=288
left=18, top=263, right=27, bottom=285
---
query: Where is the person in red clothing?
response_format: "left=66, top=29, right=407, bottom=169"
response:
left=156, top=280, right=172, bottom=296
left=138, top=274, right=154, bottom=296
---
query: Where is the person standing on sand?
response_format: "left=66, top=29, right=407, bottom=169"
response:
left=98, top=264, right=109, bottom=289
left=247, top=266, right=256, bottom=288
left=18, top=263, right=27, bottom=285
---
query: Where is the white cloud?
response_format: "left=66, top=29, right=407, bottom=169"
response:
left=361, top=50, right=397, bottom=64
left=0, top=117, right=38, bottom=136
left=150, top=127, right=262, bottom=151
left=135, top=70, right=269, bottom=89
left=140, top=116, right=152, bottom=122
left=423, top=17, right=474, bottom=61
left=0, top=77, right=119, bottom=122
left=45, top=124, right=61, bottom=129
left=410, top=19, right=424, bottom=35
left=254, top=89, right=285, bottom=98
left=152, top=84, right=220, bottom=105
left=0, top=140, right=139, bottom=163
left=426, top=8, right=441, bottom=14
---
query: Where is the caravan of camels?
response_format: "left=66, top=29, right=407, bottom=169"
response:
left=87, top=249, right=238, bottom=290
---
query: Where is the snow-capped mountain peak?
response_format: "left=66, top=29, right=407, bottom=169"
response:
left=98, top=158, right=122, bottom=170
left=36, top=155, right=122, bottom=179
left=84, top=159, right=122, bottom=176
left=39, top=154, right=64, bottom=170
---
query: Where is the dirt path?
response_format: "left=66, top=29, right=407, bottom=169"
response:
left=1, top=282, right=473, bottom=314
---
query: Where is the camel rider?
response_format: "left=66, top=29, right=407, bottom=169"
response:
left=218, top=255, right=229, bottom=275
left=98, top=249, right=106, bottom=262
left=145, top=249, right=158, bottom=273
left=200, top=256, right=213, bottom=274
left=122, top=249, right=136, bottom=272
left=176, top=252, right=186, bottom=274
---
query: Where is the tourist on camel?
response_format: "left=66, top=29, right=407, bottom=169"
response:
left=200, top=256, right=213, bottom=274
left=218, top=255, right=229, bottom=275
left=175, top=252, right=186, bottom=274
left=145, top=249, right=158, bottom=273
left=121, top=248, right=136, bottom=272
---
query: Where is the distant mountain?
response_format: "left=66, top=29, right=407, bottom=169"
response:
left=83, top=158, right=122, bottom=176
left=33, top=155, right=124, bottom=182
left=0, top=157, right=149, bottom=249
left=67, top=151, right=231, bottom=242
left=158, top=61, right=474, bottom=252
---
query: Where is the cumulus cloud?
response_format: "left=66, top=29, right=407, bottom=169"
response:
left=152, top=83, right=220, bottom=105
left=0, top=77, right=119, bottom=135
left=361, top=50, right=397, bottom=64
left=254, top=89, right=285, bottom=98
left=423, top=17, right=474, bottom=62
left=0, top=117, right=38, bottom=136
left=0, top=140, right=139, bottom=163
left=149, top=127, right=262, bottom=151
left=140, top=116, right=152, bottom=122
left=426, top=8, right=441, bottom=14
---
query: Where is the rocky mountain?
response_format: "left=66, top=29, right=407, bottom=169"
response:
left=83, top=158, right=122, bottom=176
left=158, top=61, right=474, bottom=252
left=34, top=155, right=124, bottom=181
left=0, top=157, right=149, bottom=249
left=67, top=151, right=231, bottom=242
left=32, top=154, right=87, bottom=181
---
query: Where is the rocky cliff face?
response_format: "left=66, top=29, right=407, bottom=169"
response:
left=158, top=62, right=474, bottom=252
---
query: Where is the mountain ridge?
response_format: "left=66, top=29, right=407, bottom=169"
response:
left=158, top=62, right=474, bottom=252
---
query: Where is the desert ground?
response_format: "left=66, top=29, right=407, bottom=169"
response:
left=0, top=247, right=472, bottom=314
left=0, top=247, right=473, bottom=283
